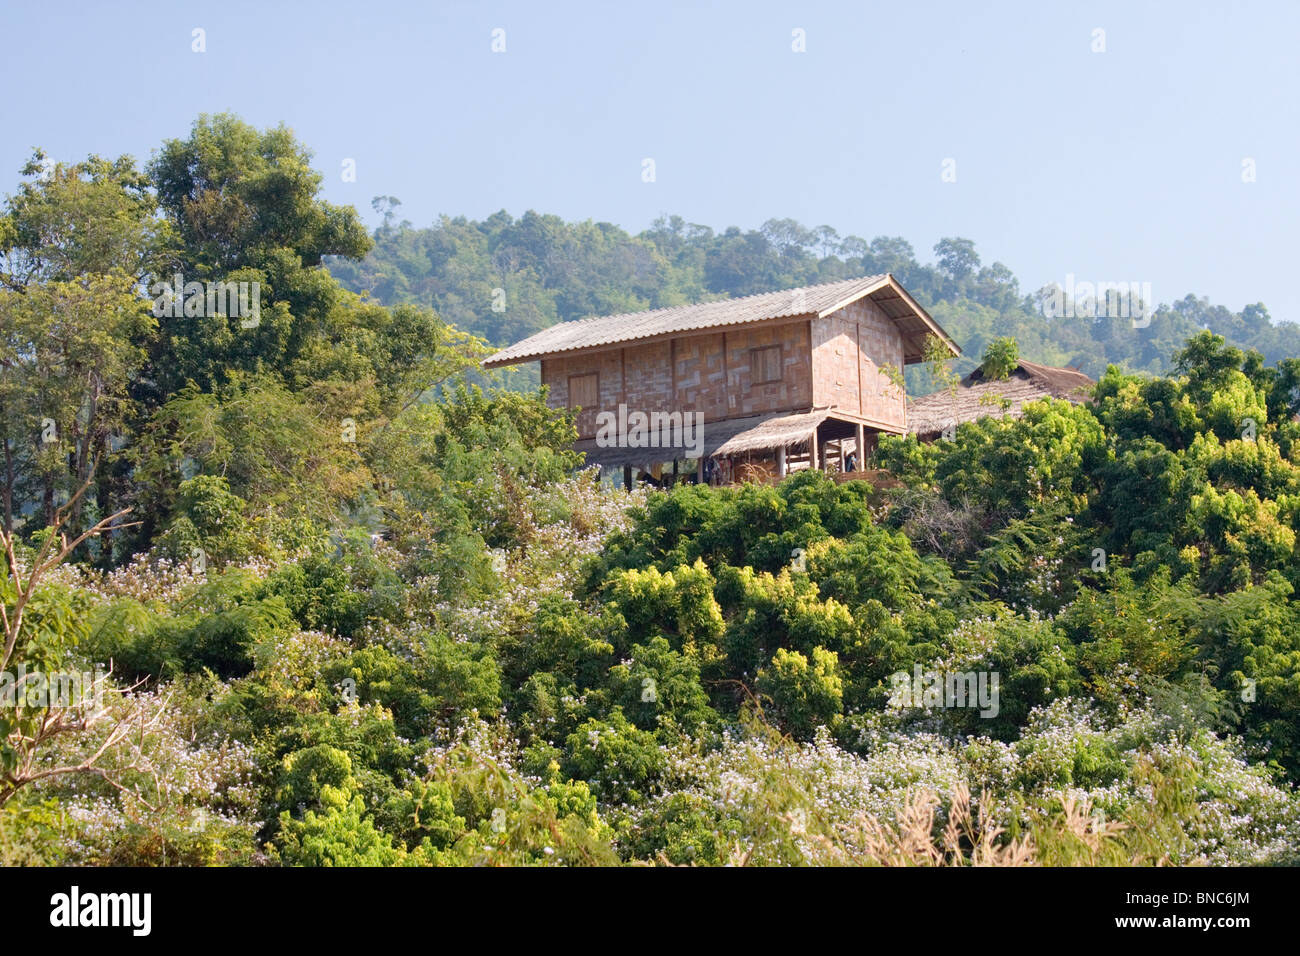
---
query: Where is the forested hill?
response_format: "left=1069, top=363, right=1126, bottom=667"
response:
left=325, top=207, right=1300, bottom=392
left=7, top=115, right=1300, bottom=867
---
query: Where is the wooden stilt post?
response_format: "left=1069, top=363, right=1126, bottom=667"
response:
left=697, top=457, right=705, bottom=484
left=623, top=465, right=632, bottom=491
left=777, top=445, right=787, bottom=478
left=810, top=427, right=819, bottom=471
left=855, top=423, right=865, bottom=471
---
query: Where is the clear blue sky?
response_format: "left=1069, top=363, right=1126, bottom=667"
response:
left=2, top=0, right=1297, bottom=323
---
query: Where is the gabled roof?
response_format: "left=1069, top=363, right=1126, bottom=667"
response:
left=482, top=274, right=957, bottom=368
left=907, top=359, right=1095, bottom=436
left=963, top=358, right=1095, bottom=395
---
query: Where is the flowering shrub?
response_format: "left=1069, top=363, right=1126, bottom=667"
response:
left=7, top=340, right=1300, bottom=867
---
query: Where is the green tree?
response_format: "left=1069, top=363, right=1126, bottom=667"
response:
left=0, top=276, right=153, bottom=537
left=756, top=646, right=844, bottom=738
left=981, top=337, right=1020, bottom=380
left=145, top=113, right=372, bottom=396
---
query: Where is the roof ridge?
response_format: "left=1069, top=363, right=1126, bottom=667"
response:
left=1015, top=359, right=1052, bottom=384
left=481, top=272, right=945, bottom=369
left=554, top=273, right=885, bottom=328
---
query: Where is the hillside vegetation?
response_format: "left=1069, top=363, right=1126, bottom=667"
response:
left=2, top=114, right=1298, bottom=866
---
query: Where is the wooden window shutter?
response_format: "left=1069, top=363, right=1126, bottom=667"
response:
left=753, top=345, right=782, bottom=384
left=568, top=372, right=599, bottom=408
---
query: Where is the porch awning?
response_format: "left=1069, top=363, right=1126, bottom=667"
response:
left=573, top=408, right=832, bottom=469
left=710, top=409, right=832, bottom=457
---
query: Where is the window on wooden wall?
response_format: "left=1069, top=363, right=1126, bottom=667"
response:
left=568, top=372, right=599, bottom=409
left=751, top=345, right=783, bottom=384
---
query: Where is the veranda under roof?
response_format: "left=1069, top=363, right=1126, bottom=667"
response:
left=573, top=409, right=833, bottom=470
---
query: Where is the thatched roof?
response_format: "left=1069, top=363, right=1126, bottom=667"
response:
left=908, top=359, right=1095, bottom=437
left=712, top=409, right=831, bottom=457
left=965, top=359, right=1094, bottom=394
left=483, top=274, right=958, bottom=367
left=574, top=409, right=831, bottom=469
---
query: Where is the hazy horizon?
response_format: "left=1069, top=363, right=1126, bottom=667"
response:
left=2, top=0, right=1295, bottom=322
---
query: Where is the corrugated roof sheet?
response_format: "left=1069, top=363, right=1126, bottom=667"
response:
left=483, top=274, right=956, bottom=367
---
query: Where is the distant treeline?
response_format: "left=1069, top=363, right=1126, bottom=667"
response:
left=326, top=206, right=1300, bottom=394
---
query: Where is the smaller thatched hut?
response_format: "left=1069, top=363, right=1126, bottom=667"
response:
left=908, top=359, right=1095, bottom=441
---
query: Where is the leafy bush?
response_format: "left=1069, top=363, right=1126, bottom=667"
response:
left=757, top=647, right=844, bottom=738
